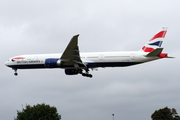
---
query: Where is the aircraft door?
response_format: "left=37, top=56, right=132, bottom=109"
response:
left=131, top=53, right=135, bottom=60
left=99, top=54, right=104, bottom=60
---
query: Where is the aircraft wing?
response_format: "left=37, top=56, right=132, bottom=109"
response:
left=60, top=34, right=84, bottom=69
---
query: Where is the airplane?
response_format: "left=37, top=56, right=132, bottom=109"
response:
left=5, top=27, right=173, bottom=78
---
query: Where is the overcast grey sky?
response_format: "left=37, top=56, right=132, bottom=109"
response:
left=1, top=0, right=180, bottom=120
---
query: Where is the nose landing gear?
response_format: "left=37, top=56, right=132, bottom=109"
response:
left=13, top=68, right=18, bottom=76
left=14, top=73, right=18, bottom=76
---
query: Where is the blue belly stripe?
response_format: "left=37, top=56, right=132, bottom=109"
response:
left=7, top=64, right=45, bottom=69
left=7, top=62, right=142, bottom=69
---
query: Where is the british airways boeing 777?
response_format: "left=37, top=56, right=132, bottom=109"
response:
left=5, top=27, right=173, bottom=78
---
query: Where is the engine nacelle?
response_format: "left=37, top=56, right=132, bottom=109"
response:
left=65, top=69, right=78, bottom=75
left=45, top=58, right=61, bottom=68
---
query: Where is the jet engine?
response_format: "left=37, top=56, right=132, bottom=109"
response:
left=65, top=69, right=78, bottom=75
left=45, top=58, right=61, bottom=68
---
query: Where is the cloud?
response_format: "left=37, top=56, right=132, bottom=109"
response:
left=1, top=0, right=180, bottom=120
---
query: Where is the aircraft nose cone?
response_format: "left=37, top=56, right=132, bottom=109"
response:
left=5, top=61, right=10, bottom=66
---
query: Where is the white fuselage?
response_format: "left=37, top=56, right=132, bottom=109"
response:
left=5, top=51, right=160, bottom=69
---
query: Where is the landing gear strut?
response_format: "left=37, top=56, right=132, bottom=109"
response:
left=13, top=68, right=18, bottom=76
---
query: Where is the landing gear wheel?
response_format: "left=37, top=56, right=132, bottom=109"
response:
left=80, top=68, right=93, bottom=78
left=12, top=68, right=18, bottom=76
left=14, top=73, right=18, bottom=76
left=82, top=73, right=86, bottom=76
left=88, top=74, right=93, bottom=78
left=81, top=73, right=93, bottom=78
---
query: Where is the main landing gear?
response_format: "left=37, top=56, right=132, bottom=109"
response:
left=79, top=69, right=93, bottom=78
left=13, top=68, right=18, bottom=76
left=82, top=73, right=93, bottom=78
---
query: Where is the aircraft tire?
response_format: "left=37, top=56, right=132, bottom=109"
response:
left=88, top=74, right=93, bottom=78
left=14, top=73, right=18, bottom=76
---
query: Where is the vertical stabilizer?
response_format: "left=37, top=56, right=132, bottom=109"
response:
left=141, top=27, right=168, bottom=52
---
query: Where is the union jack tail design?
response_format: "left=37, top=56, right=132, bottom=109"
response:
left=142, top=27, right=168, bottom=52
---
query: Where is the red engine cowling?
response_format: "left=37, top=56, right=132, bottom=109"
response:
left=158, top=53, right=168, bottom=58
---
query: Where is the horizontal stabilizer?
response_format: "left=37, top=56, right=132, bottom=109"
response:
left=145, top=48, right=163, bottom=57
